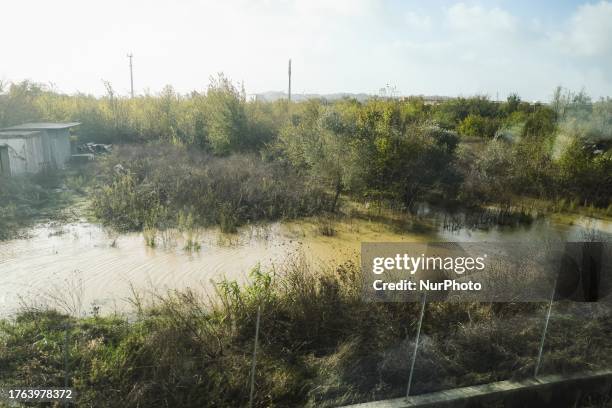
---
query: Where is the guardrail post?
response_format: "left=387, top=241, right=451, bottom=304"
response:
left=248, top=305, right=262, bottom=408
left=64, top=323, right=70, bottom=407
left=535, top=279, right=556, bottom=378
left=407, top=293, right=426, bottom=399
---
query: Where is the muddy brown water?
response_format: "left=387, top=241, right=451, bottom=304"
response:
left=0, top=214, right=610, bottom=317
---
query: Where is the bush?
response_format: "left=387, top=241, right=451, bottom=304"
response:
left=92, top=145, right=331, bottom=231
left=556, top=139, right=612, bottom=207
left=457, top=114, right=501, bottom=139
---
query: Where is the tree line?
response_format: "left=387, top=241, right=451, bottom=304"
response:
left=1, top=77, right=610, bottom=216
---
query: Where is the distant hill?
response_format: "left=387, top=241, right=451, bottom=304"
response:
left=248, top=91, right=454, bottom=104
left=249, top=91, right=372, bottom=102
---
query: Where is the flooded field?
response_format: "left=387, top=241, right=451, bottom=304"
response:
left=1, top=213, right=611, bottom=317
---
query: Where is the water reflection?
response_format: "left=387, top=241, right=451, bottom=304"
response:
left=0, top=214, right=610, bottom=316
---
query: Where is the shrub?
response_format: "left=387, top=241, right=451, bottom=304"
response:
left=458, top=114, right=501, bottom=139
left=91, top=145, right=330, bottom=232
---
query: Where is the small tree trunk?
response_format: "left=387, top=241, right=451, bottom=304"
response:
left=331, top=182, right=342, bottom=213
left=404, top=184, right=418, bottom=215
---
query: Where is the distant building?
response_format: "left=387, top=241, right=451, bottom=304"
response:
left=0, top=122, right=79, bottom=176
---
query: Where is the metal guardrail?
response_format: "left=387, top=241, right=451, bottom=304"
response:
left=342, top=369, right=612, bottom=408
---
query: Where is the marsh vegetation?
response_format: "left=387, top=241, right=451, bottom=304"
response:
left=0, top=78, right=611, bottom=407
left=1, top=79, right=610, bottom=240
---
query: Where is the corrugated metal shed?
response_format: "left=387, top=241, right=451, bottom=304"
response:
left=0, top=130, right=42, bottom=139
left=2, top=122, right=81, bottom=130
left=0, top=122, right=79, bottom=176
left=0, top=131, right=46, bottom=175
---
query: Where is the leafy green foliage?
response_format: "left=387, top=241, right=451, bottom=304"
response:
left=457, top=113, right=500, bottom=139
left=1, top=80, right=610, bottom=215
left=433, top=95, right=499, bottom=129
left=204, top=74, right=249, bottom=154
left=557, top=139, right=612, bottom=206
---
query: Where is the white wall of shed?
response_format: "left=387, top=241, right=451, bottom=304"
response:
left=45, top=129, right=71, bottom=168
left=0, top=135, right=46, bottom=175
left=1, top=138, right=27, bottom=175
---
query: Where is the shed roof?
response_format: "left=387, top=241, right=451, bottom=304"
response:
left=0, top=130, right=43, bottom=139
left=1, top=122, right=80, bottom=131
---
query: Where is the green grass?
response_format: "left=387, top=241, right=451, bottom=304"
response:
left=1, top=259, right=611, bottom=407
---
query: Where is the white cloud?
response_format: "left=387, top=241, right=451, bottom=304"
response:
left=293, top=0, right=375, bottom=18
left=447, top=3, right=517, bottom=34
left=560, top=1, right=612, bottom=56
left=1, top=0, right=611, bottom=100
left=387, top=4, right=594, bottom=100
left=405, top=11, right=432, bottom=31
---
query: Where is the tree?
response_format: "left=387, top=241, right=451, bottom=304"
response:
left=205, top=73, right=248, bottom=155
left=503, top=93, right=521, bottom=115
left=458, top=114, right=500, bottom=139
left=0, top=80, right=45, bottom=127
left=277, top=102, right=350, bottom=212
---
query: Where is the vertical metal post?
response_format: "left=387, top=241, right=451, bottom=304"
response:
left=287, top=59, right=292, bottom=102
left=535, top=279, right=556, bottom=378
left=128, top=53, right=134, bottom=98
left=407, top=293, right=426, bottom=399
left=248, top=306, right=262, bottom=408
left=64, top=324, right=70, bottom=407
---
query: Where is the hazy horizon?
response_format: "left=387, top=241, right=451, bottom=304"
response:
left=2, top=0, right=612, bottom=101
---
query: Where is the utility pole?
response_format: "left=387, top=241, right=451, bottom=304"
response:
left=288, top=58, right=292, bottom=102
left=127, top=53, right=134, bottom=98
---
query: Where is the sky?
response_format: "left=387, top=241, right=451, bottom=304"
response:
left=1, top=0, right=612, bottom=101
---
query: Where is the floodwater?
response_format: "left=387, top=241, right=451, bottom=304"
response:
left=0, top=213, right=611, bottom=317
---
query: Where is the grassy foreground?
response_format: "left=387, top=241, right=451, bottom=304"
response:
left=1, top=258, right=611, bottom=407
